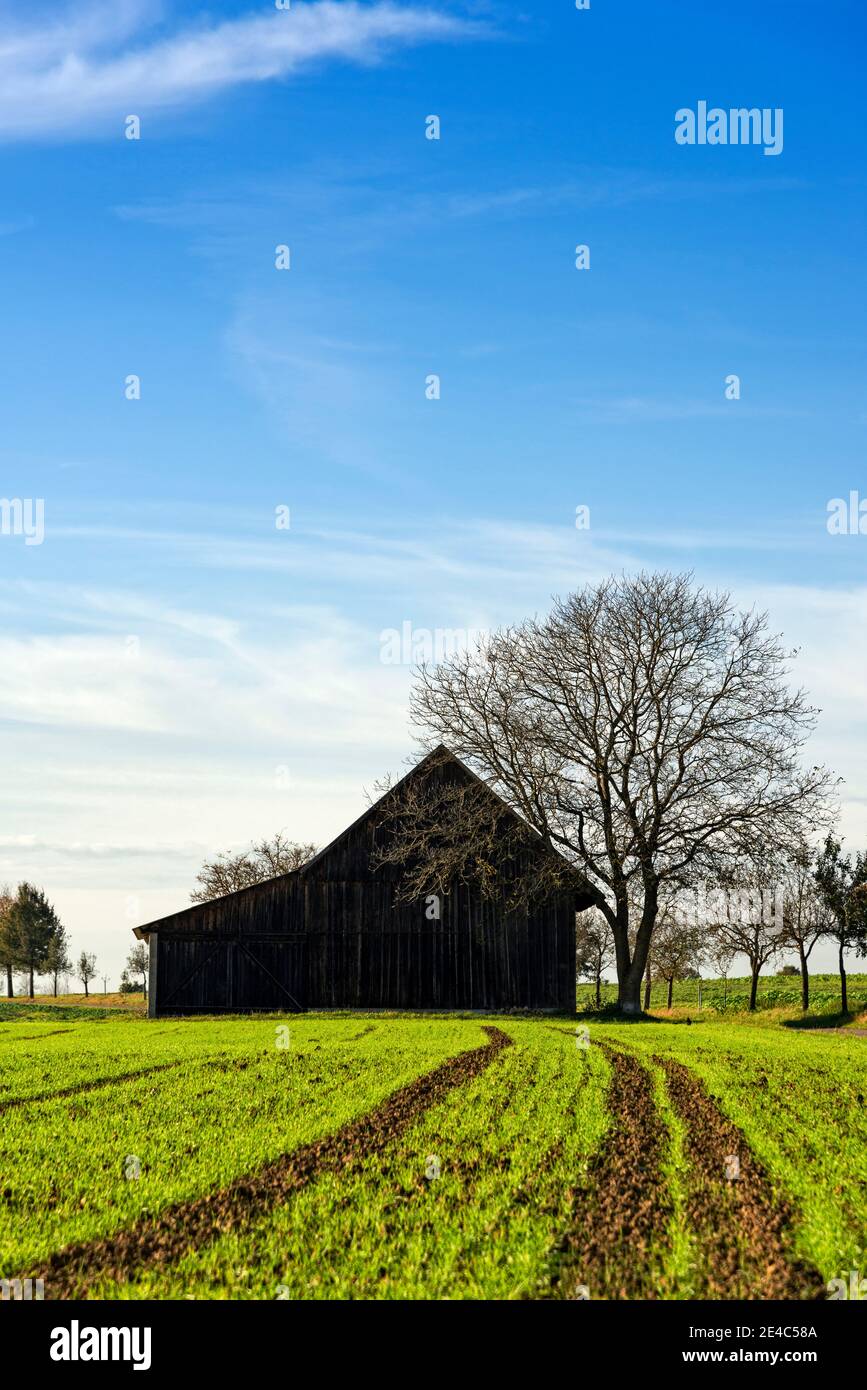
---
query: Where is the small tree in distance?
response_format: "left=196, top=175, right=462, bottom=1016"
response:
left=127, top=943, right=149, bottom=995
left=575, top=910, right=615, bottom=1008
left=814, top=834, right=867, bottom=1015
left=6, top=883, right=61, bottom=999
left=77, top=951, right=98, bottom=998
left=709, top=859, right=780, bottom=1012
left=775, top=848, right=830, bottom=1012
left=44, top=924, right=73, bottom=998
left=191, top=834, right=318, bottom=903
left=650, top=901, right=706, bottom=1009
left=704, top=938, right=737, bottom=1010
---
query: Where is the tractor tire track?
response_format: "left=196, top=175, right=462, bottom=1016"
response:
left=547, top=1042, right=672, bottom=1300
left=0, top=1061, right=193, bottom=1114
left=0, top=1056, right=237, bottom=1114
left=0, top=1029, right=75, bottom=1043
left=659, top=1056, right=825, bottom=1300
left=31, top=1026, right=512, bottom=1299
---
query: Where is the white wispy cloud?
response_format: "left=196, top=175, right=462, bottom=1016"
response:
left=0, top=1, right=479, bottom=139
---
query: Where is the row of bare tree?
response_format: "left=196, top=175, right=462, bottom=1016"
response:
left=577, top=833, right=867, bottom=1012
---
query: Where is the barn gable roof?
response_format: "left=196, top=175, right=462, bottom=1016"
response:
left=133, top=744, right=591, bottom=938
left=299, top=744, right=584, bottom=880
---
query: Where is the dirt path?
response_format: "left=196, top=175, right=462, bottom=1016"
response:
left=32, top=1026, right=512, bottom=1300
left=659, top=1056, right=825, bottom=1300
left=547, top=1043, right=672, bottom=1300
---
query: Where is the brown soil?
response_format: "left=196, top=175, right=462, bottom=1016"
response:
left=659, top=1056, right=825, bottom=1300
left=32, top=1026, right=512, bottom=1299
left=547, top=1043, right=672, bottom=1300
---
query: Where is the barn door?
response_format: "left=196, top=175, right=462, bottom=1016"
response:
left=158, top=939, right=232, bottom=1012
left=157, top=935, right=306, bottom=1012
left=234, top=937, right=306, bottom=1012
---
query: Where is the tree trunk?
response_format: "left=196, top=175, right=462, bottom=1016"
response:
left=616, top=883, right=657, bottom=1014
left=839, top=942, right=848, bottom=1015
left=618, top=960, right=644, bottom=1014
left=594, top=969, right=601, bottom=1008
left=749, top=966, right=759, bottom=1012
left=798, top=946, right=809, bottom=1012
left=643, top=957, right=652, bottom=1010
left=28, top=965, right=34, bottom=999
left=53, top=973, right=58, bottom=997
left=5, top=965, right=12, bottom=998
left=83, top=978, right=89, bottom=998
left=667, top=976, right=673, bottom=1009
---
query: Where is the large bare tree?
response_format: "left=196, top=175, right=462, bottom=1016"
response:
left=391, top=572, right=832, bottom=1013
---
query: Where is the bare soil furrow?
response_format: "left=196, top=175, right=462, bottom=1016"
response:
left=659, top=1056, right=825, bottom=1300
left=0, top=1061, right=193, bottom=1113
left=546, top=1043, right=672, bottom=1300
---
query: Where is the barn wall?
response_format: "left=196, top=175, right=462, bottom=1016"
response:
left=151, top=879, right=575, bottom=1015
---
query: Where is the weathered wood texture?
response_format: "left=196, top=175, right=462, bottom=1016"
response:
left=140, top=748, right=589, bottom=1015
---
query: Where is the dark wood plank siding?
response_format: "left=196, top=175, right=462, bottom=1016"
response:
left=153, top=881, right=575, bottom=1014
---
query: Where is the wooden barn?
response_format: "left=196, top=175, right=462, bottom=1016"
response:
left=133, top=746, right=593, bottom=1017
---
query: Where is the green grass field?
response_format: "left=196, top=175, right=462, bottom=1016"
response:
left=1, top=993, right=865, bottom=1301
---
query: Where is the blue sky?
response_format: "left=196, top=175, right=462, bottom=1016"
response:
left=0, top=0, right=865, bottom=981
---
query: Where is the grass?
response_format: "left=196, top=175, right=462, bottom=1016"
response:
left=2, top=1001, right=864, bottom=1299
left=0, top=1016, right=482, bottom=1273
left=0, top=995, right=145, bottom=1021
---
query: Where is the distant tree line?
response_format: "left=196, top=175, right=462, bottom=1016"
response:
left=0, top=882, right=149, bottom=1000
left=576, top=830, right=867, bottom=1013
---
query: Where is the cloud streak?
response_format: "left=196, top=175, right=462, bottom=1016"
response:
left=0, top=1, right=479, bottom=139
